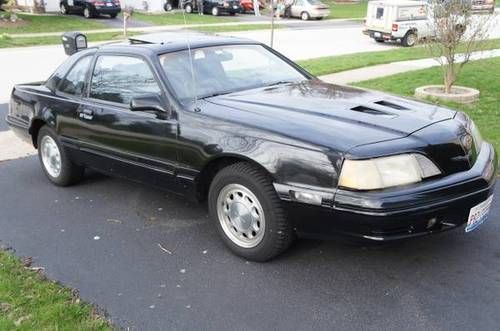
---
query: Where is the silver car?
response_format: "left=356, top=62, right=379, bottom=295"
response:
left=290, top=0, right=330, bottom=20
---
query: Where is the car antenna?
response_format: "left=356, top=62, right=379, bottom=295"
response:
left=181, top=9, right=200, bottom=112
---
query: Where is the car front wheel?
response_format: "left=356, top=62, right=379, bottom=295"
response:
left=212, top=7, right=219, bottom=16
left=37, top=126, right=84, bottom=186
left=184, top=3, right=193, bottom=13
left=208, top=162, right=294, bottom=261
left=301, top=11, right=310, bottom=20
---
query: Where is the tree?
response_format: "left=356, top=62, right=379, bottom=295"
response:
left=424, top=0, right=494, bottom=94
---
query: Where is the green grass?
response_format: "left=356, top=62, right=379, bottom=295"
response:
left=355, top=57, right=500, bottom=155
left=298, top=38, right=500, bottom=77
left=0, top=31, right=138, bottom=48
left=0, top=251, right=112, bottom=330
left=324, top=0, right=367, bottom=19
left=0, top=13, right=107, bottom=34
left=131, top=12, right=235, bottom=25
left=187, top=23, right=283, bottom=33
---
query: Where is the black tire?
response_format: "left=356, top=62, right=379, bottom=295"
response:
left=208, top=162, right=294, bottom=261
left=164, top=2, right=172, bottom=11
left=401, top=31, right=417, bottom=47
left=60, top=2, right=69, bottom=14
left=37, top=126, right=84, bottom=186
left=211, top=6, right=219, bottom=16
left=229, top=11, right=236, bottom=16
left=300, top=11, right=309, bottom=20
left=184, top=3, right=193, bottom=13
left=109, top=13, right=118, bottom=18
left=83, top=6, right=94, bottom=18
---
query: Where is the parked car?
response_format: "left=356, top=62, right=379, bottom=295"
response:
left=183, top=0, right=242, bottom=15
left=240, top=0, right=264, bottom=13
left=6, top=32, right=496, bottom=261
left=288, top=0, right=330, bottom=20
left=364, top=0, right=431, bottom=46
left=470, top=0, right=495, bottom=13
left=60, top=0, right=121, bottom=18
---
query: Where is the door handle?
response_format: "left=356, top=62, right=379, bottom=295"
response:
left=78, top=108, right=94, bottom=120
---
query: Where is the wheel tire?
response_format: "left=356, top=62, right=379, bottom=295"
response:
left=229, top=11, right=236, bottom=16
left=374, top=38, right=385, bottom=43
left=301, top=11, right=309, bottom=20
left=184, top=3, right=193, bottom=13
left=37, top=126, right=84, bottom=186
left=212, top=6, right=219, bottom=16
left=402, top=31, right=417, bottom=47
left=109, top=13, right=118, bottom=18
left=164, top=2, right=172, bottom=11
left=60, top=3, right=69, bottom=14
left=208, top=162, right=294, bottom=262
left=83, top=6, right=93, bottom=18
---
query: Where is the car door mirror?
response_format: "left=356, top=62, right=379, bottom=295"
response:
left=130, top=94, right=167, bottom=113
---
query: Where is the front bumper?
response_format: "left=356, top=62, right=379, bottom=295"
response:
left=277, top=142, right=497, bottom=241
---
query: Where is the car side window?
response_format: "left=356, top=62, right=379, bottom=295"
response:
left=89, top=55, right=162, bottom=105
left=58, top=56, right=92, bottom=96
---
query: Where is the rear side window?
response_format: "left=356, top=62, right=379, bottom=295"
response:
left=89, top=55, right=162, bottom=105
left=376, top=7, right=384, bottom=19
left=58, top=56, right=92, bottom=96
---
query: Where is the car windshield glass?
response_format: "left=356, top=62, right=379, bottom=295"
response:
left=308, top=0, right=323, bottom=4
left=159, top=44, right=307, bottom=102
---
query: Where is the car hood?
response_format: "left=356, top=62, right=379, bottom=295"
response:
left=205, top=80, right=456, bottom=153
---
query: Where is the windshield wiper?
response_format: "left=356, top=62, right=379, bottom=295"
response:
left=264, top=81, right=296, bottom=87
left=200, top=91, right=233, bottom=99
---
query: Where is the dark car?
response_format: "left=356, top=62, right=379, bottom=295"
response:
left=6, top=32, right=497, bottom=261
left=183, top=0, right=242, bottom=15
left=60, top=0, right=121, bottom=18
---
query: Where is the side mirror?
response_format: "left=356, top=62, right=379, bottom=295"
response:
left=130, top=94, right=167, bottom=113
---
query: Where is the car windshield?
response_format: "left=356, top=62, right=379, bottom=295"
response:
left=159, top=44, right=307, bottom=102
left=308, top=0, right=323, bottom=4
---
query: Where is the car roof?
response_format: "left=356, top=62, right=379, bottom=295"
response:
left=96, top=31, right=260, bottom=55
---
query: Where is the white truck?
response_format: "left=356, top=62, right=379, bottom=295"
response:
left=363, top=0, right=431, bottom=47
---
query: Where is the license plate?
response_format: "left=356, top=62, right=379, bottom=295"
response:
left=373, top=32, right=381, bottom=38
left=465, top=195, right=493, bottom=232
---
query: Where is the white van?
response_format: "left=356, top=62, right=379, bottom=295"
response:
left=363, top=0, right=431, bottom=47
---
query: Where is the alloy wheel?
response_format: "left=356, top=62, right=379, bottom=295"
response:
left=216, top=183, right=265, bottom=248
left=40, top=135, right=62, bottom=178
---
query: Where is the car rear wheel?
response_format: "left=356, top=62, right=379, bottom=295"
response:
left=37, top=126, right=84, bottom=186
left=184, top=3, right=193, bottom=13
left=60, top=3, right=69, bottom=14
left=208, top=162, right=294, bottom=261
left=212, top=6, right=219, bottom=16
left=301, top=11, right=310, bottom=20
left=83, top=6, right=94, bottom=18
left=402, top=31, right=417, bottom=47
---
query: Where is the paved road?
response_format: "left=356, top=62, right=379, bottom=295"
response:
left=0, top=151, right=499, bottom=330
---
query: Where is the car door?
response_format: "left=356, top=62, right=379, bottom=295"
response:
left=291, top=0, right=305, bottom=17
left=76, top=53, right=180, bottom=190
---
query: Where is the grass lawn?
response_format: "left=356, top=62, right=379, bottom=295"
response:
left=131, top=12, right=235, bottom=25
left=0, top=13, right=107, bottom=34
left=354, top=57, right=500, bottom=155
left=0, top=31, right=138, bottom=48
left=324, top=0, right=367, bottom=19
left=298, top=38, right=500, bottom=77
left=0, top=251, right=112, bottom=330
left=187, top=23, right=283, bottom=33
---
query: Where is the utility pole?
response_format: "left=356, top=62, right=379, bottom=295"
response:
left=270, top=0, right=275, bottom=48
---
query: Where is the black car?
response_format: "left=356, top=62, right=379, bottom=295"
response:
left=6, top=32, right=497, bottom=261
left=60, top=0, right=121, bottom=18
left=183, top=0, right=242, bottom=16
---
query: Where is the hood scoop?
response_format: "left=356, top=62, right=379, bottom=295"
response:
left=350, top=106, right=395, bottom=118
left=374, top=100, right=409, bottom=110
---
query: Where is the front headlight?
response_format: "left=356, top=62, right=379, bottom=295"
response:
left=338, top=154, right=441, bottom=190
left=469, top=120, right=483, bottom=152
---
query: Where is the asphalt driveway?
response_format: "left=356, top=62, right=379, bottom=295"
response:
left=0, top=154, right=499, bottom=330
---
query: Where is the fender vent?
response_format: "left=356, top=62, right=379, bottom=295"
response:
left=350, top=106, right=392, bottom=116
left=374, top=100, right=409, bottom=110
